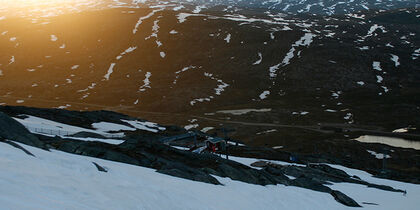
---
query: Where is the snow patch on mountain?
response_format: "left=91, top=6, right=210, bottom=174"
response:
left=372, top=61, right=382, bottom=71
left=133, top=8, right=163, bottom=34
left=116, top=46, right=137, bottom=60
left=281, top=32, right=315, bottom=66
left=253, top=52, right=263, bottom=65
left=259, top=90, right=270, bottom=100
left=50, top=34, right=58, bottom=42
left=177, top=13, right=206, bottom=23
left=139, top=71, right=152, bottom=92
left=173, top=66, right=196, bottom=84
left=190, top=72, right=229, bottom=106
left=104, top=63, right=116, bottom=80
left=390, top=54, right=400, bottom=67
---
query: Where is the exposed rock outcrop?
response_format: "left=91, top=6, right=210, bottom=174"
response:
left=0, top=111, right=46, bottom=149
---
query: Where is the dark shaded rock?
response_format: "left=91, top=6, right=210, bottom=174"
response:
left=259, top=161, right=405, bottom=193
left=331, top=190, right=361, bottom=207
left=291, top=177, right=331, bottom=193
left=308, top=164, right=350, bottom=178
left=0, top=139, right=35, bottom=157
left=164, top=125, right=186, bottom=132
left=262, top=166, right=293, bottom=185
left=70, top=132, right=107, bottom=139
left=365, top=182, right=405, bottom=193
left=76, top=145, right=141, bottom=166
left=158, top=166, right=221, bottom=185
left=0, top=111, right=46, bottom=149
left=259, top=161, right=364, bottom=206
left=250, top=160, right=270, bottom=168
left=214, top=163, right=279, bottom=186
left=92, top=162, right=108, bottom=172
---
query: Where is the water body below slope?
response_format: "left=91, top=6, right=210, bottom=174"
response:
left=355, top=135, right=420, bottom=150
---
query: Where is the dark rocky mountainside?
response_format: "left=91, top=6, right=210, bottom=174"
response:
left=0, top=2, right=418, bottom=147
left=173, top=0, right=419, bottom=15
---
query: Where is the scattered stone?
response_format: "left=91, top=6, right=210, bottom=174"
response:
left=92, top=162, right=108, bottom=172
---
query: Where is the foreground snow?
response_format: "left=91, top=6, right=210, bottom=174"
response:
left=0, top=142, right=344, bottom=210
left=1, top=142, right=419, bottom=210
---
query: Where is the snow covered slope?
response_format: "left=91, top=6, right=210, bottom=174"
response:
left=1, top=141, right=419, bottom=210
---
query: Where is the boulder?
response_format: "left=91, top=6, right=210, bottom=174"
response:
left=291, top=177, right=331, bottom=193
left=92, top=162, right=108, bottom=172
left=331, top=190, right=361, bottom=207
